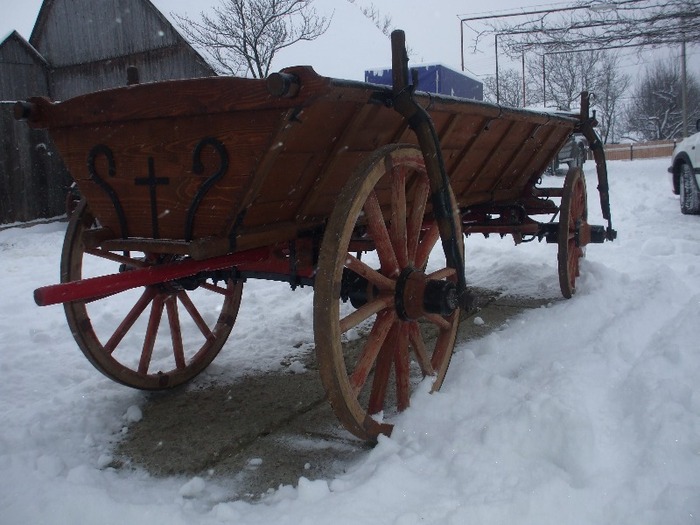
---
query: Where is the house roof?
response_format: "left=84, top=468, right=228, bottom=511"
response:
left=29, top=0, right=213, bottom=73
left=0, top=30, right=49, bottom=67
left=29, top=0, right=176, bottom=46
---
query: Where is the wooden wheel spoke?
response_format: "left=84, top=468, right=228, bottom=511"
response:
left=390, top=165, right=409, bottom=268
left=138, top=294, right=165, bottom=374
left=570, top=246, right=582, bottom=277
left=165, top=296, right=186, bottom=369
left=427, top=266, right=456, bottom=281
left=339, top=295, right=393, bottom=333
left=394, top=323, right=411, bottom=412
left=177, top=291, right=216, bottom=341
left=408, top=322, right=435, bottom=376
left=570, top=199, right=582, bottom=226
left=573, top=181, right=586, bottom=217
left=430, top=311, right=458, bottom=373
left=364, top=190, right=399, bottom=277
left=349, top=310, right=396, bottom=396
left=415, top=222, right=440, bottom=270
left=367, top=322, right=399, bottom=415
left=199, top=281, right=235, bottom=295
left=344, top=253, right=395, bottom=292
left=407, top=175, right=431, bottom=266
left=104, top=287, right=157, bottom=354
left=425, top=312, right=452, bottom=331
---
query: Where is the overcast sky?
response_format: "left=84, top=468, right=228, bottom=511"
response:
left=0, top=0, right=696, bottom=83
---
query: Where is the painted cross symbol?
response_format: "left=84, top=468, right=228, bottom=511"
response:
left=135, top=157, right=169, bottom=238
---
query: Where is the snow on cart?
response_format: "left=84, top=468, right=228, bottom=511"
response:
left=15, top=31, right=615, bottom=441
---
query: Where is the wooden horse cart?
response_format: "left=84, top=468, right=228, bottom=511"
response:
left=16, top=32, right=615, bottom=440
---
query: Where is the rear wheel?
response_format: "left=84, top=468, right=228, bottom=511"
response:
left=62, top=199, right=243, bottom=390
left=680, top=162, right=700, bottom=215
left=558, top=167, right=588, bottom=298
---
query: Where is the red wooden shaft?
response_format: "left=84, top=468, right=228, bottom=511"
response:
left=34, top=247, right=276, bottom=307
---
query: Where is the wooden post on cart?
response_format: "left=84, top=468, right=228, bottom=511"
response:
left=389, top=30, right=472, bottom=312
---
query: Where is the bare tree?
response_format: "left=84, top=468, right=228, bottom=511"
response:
left=519, top=49, right=628, bottom=141
left=462, top=0, right=695, bottom=140
left=345, top=0, right=393, bottom=37
left=594, top=52, right=631, bottom=143
left=483, top=68, right=523, bottom=106
left=173, top=0, right=331, bottom=78
left=471, top=0, right=700, bottom=58
left=624, top=60, right=700, bottom=140
left=542, top=50, right=601, bottom=109
left=343, top=1, right=415, bottom=57
left=526, top=49, right=603, bottom=108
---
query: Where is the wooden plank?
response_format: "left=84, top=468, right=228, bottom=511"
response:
left=296, top=101, right=379, bottom=219
left=488, top=121, right=544, bottom=192
left=23, top=67, right=581, bottom=243
left=23, top=67, right=332, bottom=130
left=51, top=109, right=284, bottom=240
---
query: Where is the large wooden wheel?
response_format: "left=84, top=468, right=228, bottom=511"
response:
left=314, top=145, right=463, bottom=440
left=62, top=199, right=243, bottom=390
left=558, top=166, right=588, bottom=298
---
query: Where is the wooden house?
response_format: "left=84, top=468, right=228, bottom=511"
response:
left=27, top=0, right=214, bottom=100
left=1, top=0, right=216, bottom=223
left=0, top=31, right=50, bottom=101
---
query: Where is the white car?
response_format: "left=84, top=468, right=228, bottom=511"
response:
left=669, top=124, right=700, bottom=214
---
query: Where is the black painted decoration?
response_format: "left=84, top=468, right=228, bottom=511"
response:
left=135, top=157, right=169, bottom=239
left=87, top=144, right=128, bottom=238
left=185, top=137, right=229, bottom=241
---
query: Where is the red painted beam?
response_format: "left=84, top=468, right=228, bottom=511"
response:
left=34, top=247, right=312, bottom=307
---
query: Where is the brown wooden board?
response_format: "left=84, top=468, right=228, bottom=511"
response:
left=20, top=66, right=578, bottom=254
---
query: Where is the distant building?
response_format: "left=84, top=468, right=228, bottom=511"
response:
left=0, top=0, right=216, bottom=223
left=1, top=0, right=215, bottom=101
left=365, top=64, right=483, bottom=101
left=0, top=31, right=50, bottom=102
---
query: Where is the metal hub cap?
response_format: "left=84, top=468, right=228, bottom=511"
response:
left=395, top=267, right=458, bottom=320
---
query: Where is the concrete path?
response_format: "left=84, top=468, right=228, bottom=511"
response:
left=116, top=289, right=552, bottom=500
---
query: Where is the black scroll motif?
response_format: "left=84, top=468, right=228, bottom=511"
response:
left=135, top=157, right=169, bottom=239
left=87, top=144, right=128, bottom=238
left=184, top=137, right=229, bottom=241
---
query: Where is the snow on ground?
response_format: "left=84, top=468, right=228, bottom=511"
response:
left=1, top=157, right=699, bottom=524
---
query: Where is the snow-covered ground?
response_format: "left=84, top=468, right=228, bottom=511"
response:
left=1, top=157, right=699, bottom=524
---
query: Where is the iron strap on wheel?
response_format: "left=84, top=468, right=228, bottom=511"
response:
left=389, top=30, right=472, bottom=311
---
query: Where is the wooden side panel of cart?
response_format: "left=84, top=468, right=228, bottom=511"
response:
left=28, top=66, right=575, bottom=259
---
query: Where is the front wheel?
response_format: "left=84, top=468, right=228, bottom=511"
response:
left=680, top=162, right=700, bottom=215
left=314, top=145, right=463, bottom=441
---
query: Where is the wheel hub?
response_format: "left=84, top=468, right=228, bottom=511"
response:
left=395, top=267, right=458, bottom=320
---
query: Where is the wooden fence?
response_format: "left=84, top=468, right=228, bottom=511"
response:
left=0, top=103, right=72, bottom=225
left=601, top=140, right=676, bottom=161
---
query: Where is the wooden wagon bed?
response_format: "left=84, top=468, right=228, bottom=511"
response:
left=20, top=65, right=578, bottom=259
